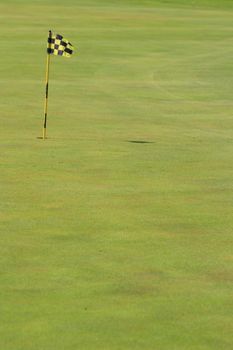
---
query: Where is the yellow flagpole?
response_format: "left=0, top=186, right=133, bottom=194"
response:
left=43, top=30, right=52, bottom=140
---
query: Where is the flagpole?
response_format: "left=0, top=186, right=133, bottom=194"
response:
left=43, top=30, right=52, bottom=140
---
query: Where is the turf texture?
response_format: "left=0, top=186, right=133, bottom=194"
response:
left=0, top=0, right=233, bottom=349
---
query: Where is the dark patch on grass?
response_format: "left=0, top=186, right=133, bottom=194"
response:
left=207, top=271, right=233, bottom=283
left=126, top=140, right=154, bottom=144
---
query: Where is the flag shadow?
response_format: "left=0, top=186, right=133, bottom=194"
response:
left=126, top=140, right=154, bottom=144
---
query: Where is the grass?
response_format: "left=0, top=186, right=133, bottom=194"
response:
left=0, top=0, right=233, bottom=349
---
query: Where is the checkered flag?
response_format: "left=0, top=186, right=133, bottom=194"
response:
left=47, top=32, right=74, bottom=58
left=42, top=31, right=75, bottom=139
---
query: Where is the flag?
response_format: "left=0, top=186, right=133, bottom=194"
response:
left=47, top=33, right=74, bottom=58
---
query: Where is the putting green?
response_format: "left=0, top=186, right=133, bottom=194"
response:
left=0, top=1, right=232, bottom=349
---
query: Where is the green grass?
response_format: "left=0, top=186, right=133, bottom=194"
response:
left=0, top=0, right=233, bottom=349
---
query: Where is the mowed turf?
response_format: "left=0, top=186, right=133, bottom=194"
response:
left=0, top=0, right=233, bottom=349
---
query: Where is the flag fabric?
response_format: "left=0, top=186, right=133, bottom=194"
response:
left=47, top=33, right=74, bottom=58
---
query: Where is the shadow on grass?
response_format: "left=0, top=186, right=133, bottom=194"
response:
left=126, top=140, right=154, bottom=144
